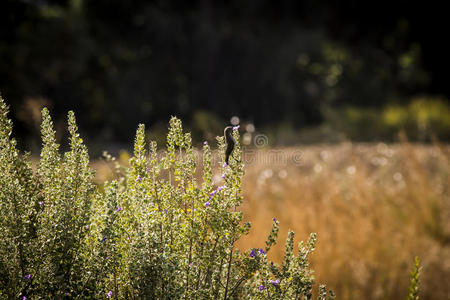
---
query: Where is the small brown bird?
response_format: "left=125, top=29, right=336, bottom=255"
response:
left=224, top=126, right=235, bottom=165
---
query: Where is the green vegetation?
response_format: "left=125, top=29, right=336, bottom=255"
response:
left=0, top=96, right=336, bottom=299
left=323, top=97, right=450, bottom=142
left=406, top=257, right=421, bottom=300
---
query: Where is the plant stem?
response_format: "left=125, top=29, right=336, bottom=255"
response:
left=223, top=239, right=234, bottom=300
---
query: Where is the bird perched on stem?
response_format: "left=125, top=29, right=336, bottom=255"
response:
left=224, top=126, right=235, bottom=165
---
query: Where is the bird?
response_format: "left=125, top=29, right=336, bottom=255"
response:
left=224, top=126, right=235, bottom=165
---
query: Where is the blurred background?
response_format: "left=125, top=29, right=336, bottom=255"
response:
left=1, top=0, right=450, bottom=151
left=1, top=0, right=449, bottom=299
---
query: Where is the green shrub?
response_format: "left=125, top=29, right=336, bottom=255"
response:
left=0, top=96, right=334, bottom=299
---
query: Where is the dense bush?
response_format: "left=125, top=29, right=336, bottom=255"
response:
left=0, top=96, right=335, bottom=299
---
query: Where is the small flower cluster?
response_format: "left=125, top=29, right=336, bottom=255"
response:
left=249, top=248, right=266, bottom=258
left=209, top=185, right=225, bottom=198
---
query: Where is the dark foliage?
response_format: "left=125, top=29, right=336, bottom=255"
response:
left=0, top=0, right=448, bottom=148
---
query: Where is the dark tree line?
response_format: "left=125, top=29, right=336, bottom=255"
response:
left=0, top=0, right=448, bottom=149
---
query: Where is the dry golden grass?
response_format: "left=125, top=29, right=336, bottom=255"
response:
left=92, top=142, right=449, bottom=300
left=236, top=142, right=449, bottom=300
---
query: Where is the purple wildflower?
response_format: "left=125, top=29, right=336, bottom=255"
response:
left=135, top=175, right=142, bottom=182
left=20, top=296, right=26, bottom=300
left=163, top=209, right=168, bottom=214
left=203, top=141, right=208, bottom=145
left=24, top=274, right=32, bottom=280
left=209, top=190, right=216, bottom=197
left=204, top=201, right=210, bottom=208
left=233, top=125, right=240, bottom=131
left=258, top=248, right=266, bottom=255
left=271, top=279, right=280, bottom=286
left=258, top=285, right=266, bottom=291
left=116, top=207, right=122, bottom=212
left=272, top=217, right=277, bottom=222
left=249, top=249, right=256, bottom=258
left=39, top=201, right=44, bottom=206
left=221, top=173, right=226, bottom=179
left=223, top=162, right=227, bottom=167
left=107, top=291, right=113, bottom=298
left=101, top=237, right=106, bottom=243
left=217, top=186, right=224, bottom=192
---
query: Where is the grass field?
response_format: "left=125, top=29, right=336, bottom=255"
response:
left=93, top=141, right=449, bottom=300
